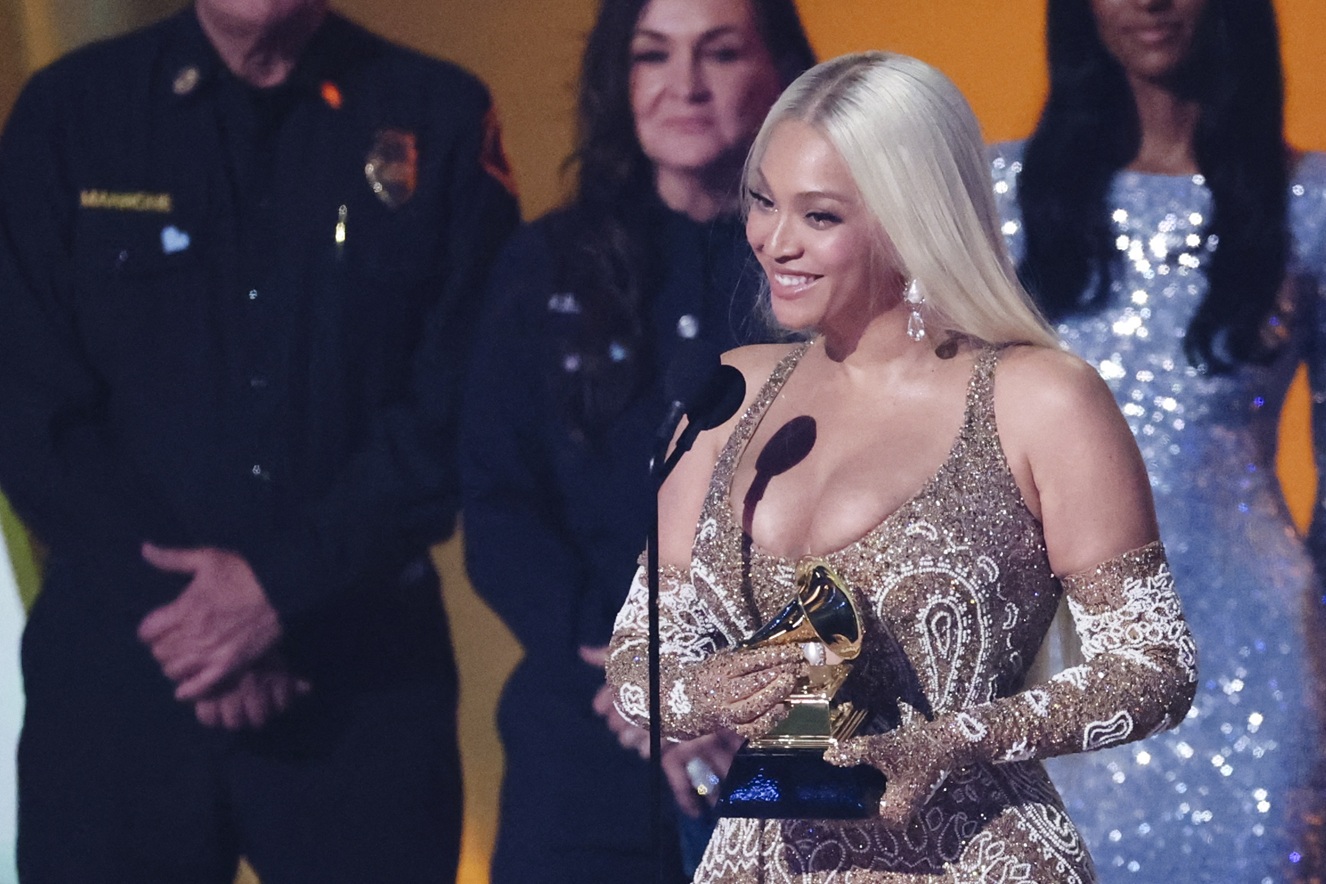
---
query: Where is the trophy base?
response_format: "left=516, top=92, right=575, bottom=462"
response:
left=715, top=746, right=886, bottom=819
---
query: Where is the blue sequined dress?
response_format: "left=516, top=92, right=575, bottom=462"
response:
left=991, top=142, right=1326, bottom=882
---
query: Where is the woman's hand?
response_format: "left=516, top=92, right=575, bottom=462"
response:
left=687, top=645, right=807, bottom=739
left=662, top=729, right=745, bottom=818
left=824, top=724, right=960, bottom=827
left=586, top=640, right=797, bottom=746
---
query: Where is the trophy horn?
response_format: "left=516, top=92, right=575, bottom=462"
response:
left=738, top=558, right=862, bottom=661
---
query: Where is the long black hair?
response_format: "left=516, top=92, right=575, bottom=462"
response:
left=1017, top=0, right=1287, bottom=370
left=546, top=0, right=815, bottom=436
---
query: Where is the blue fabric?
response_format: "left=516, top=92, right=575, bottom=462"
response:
left=992, top=142, right=1326, bottom=883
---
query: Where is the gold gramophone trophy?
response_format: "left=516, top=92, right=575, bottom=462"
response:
left=715, top=557, right=887, bottom=819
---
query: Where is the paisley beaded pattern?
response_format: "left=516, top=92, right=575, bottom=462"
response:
left=991, top=142, right=1326, bottom=883
left=608, top=344, right=1197, bottom=881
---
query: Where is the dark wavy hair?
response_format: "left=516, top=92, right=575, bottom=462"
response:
left=546, top=0, right=815, bottom=435
left=1016, top=0, right=1287, bottom=370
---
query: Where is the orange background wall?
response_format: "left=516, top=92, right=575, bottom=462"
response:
left=1, top=2, right=1322, bottom=881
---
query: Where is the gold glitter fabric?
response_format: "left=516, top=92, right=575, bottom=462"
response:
left=608, top=345, right=1197, bottom=881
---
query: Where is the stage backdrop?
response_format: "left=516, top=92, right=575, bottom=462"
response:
left=0, top=2, right=1322, bottom=882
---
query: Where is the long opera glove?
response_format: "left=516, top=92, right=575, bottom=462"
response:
left=825, top=542, right=1197, bottom=825
left=607, top=562, right=805, bottom=741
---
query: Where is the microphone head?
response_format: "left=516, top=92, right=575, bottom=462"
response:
left=691, top=364, right=746, bottom=431
left=664, top=338, right=723, bottom=409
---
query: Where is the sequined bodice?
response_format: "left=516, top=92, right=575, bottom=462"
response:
left=992, top=147, right=1324, bottom=692
left=696, top=345, right=1061, bottom=706
left=683, top=345, right=1096, bottom=881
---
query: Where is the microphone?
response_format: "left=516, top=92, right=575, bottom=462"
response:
left=656, top=338, right=724, bottom=449
left=663, top=364, right=745, bottom=476
left=652, top=340, right=746, bottom=481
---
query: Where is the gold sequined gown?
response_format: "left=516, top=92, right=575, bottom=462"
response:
left=608, top=345, right=1197, bottom=882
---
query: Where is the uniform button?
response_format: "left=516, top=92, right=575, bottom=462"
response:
left=172, top=66, right=200, bottom=97
left=248, top=289, right=259, bottom=300
left=249, top=375, right=268, bottom=390
left=250, top=464, right=271, bottom=481
left=676, top=314, right=699, bottom=338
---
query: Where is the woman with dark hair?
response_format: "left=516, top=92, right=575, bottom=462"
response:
left=991, top=0, right=1326, bottom=878
left=460, top=0, right=814, bottom=880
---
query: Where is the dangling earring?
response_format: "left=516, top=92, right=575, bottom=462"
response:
left=905, top=278, right=926, bottom=342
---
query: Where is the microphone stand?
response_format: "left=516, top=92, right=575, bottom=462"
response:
left=647, top=414, right=708, bottom=883
left=646, top=433, right=676, bottom=884
left=644, top=359, right=742, bottom=883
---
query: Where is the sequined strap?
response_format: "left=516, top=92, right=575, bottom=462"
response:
left=709, top=341, right=814, bottom=489
left=688, top=343, right=813, bottom=645
left=960, top=344, right=1003, bottom=437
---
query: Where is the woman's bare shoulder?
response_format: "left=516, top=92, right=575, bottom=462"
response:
left=992, top=342, right=1140, bottom=483
left=996, top=344, right=1144, bottom=471
left=723, top=341, right=804, bottom=374
left=710, top=341, right=800, bottom=432
left=721, top=342, right=805, bottom=407
left=992, top=348, right=1157, bottom=573
left=994, top=344, right=1114, bottom=418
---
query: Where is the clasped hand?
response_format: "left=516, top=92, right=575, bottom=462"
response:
left=138, top=542, right=301, bottom=729
left=692, top=645, right=958, bottom=825
left=191, top=650, right=311, bottom=730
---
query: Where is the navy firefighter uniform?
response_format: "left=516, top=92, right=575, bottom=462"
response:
left=0, top=7, right=518, bottom=882
left=461, top=200, right=770, bottom=882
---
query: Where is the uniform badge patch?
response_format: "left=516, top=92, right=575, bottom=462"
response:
left=320, top=80, right=343, bottom=110
left=364, top=129, right=418, bottom=209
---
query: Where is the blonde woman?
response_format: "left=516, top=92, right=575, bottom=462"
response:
left=607, top=52, right=1196, bottom=880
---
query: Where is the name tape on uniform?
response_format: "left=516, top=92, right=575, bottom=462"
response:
left=79, top=190, right=173, bottom=214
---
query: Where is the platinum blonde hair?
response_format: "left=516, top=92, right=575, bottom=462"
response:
left=744, top=51, right=1058, bottom=349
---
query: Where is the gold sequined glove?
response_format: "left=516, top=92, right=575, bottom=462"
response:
left=824, top=719, right=970, bottom=826
left=828, top=542, right=1196, bottom=823
left=606, top=563, right=806, bottom=741
left=681, top=645, right=807, bottom=740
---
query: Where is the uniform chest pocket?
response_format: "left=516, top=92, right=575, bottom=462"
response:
left=74, top=211, right=203, bottom=280
left=71, top=213, right=210, bottom=380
